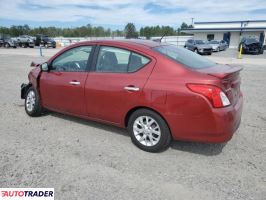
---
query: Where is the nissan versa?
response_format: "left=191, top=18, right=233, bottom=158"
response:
left=21, top=40, right=243, bottom=152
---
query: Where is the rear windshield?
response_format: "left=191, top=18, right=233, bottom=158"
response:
left=153, top=45, right=216, bottom=69
left=209, top=41, right=219, bottom=44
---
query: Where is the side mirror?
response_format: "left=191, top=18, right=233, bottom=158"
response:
left=41, top=62, right=49, bottom=71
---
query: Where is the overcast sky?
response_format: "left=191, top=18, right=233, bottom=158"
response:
left=1, top=0, right=266, bottom=29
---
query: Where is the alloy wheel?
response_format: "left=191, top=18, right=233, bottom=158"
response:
left=26, top=90, right=36, bottom=112
left=133, top=116, right=161, bottom=147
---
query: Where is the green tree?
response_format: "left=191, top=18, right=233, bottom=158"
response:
left=124, top=23, right=138, bottom=39
left=180, top=22, right=189, bottom=29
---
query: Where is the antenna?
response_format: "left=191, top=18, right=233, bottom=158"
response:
left=160, top=30, right=168, bottom=42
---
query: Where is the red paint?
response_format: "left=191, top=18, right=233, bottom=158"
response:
left=29, top=40, right=243, bottom=143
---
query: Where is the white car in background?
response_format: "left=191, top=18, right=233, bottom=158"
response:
left=208, top=40, right=228, bottom=52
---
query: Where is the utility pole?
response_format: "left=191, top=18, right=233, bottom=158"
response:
left=191, top=18, right=194, bottom=26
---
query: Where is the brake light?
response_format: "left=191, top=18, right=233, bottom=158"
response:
left=187, top=84, right=230, bottom=108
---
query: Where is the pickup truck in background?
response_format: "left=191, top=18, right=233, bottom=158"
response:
left=17, top=35, right=35, bottom=48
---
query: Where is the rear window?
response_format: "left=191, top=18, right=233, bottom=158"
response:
left=153, top=45, right=216, bottom=69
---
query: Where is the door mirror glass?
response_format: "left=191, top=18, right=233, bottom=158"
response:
left=41, top=62, right=49, bottom=71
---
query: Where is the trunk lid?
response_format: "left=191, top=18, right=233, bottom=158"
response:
left=196, top=64, right=243, bottom=105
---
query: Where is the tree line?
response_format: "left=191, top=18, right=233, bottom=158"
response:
left=0, top=22, right=192, bottom=38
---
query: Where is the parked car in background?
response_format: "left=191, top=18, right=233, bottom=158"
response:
left=184, top=39, right=212, bottom=55
left=0, top=35, right=17, bottom=48
left=35, top=34, right=56, bottom=48
left=208, top=40, right=228, bottom=52
left=21, top=40, right=243, bottom=152
left=238, top=37, right=264, bottom=54
left=17, top=35, right=35, bottom=48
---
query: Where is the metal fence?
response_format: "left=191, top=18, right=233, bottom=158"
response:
left=54, top=36, right=193, bottom=47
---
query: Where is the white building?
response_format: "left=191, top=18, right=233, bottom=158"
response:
left=183, top=20, right=266, bottom=48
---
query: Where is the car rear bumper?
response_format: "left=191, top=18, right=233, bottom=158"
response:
left=168, top=95, right=243, bottom=143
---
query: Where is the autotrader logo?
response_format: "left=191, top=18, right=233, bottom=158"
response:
left=0, top=188, right=54, bottom=199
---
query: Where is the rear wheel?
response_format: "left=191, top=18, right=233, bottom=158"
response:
left=128, top=109, right=172, bottom=152
left=25, top=87, right=43, bottom=117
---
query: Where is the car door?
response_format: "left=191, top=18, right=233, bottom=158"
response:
left=85, top=45, right=156, bottom=124
left=39, top=45, right=93, bottom=115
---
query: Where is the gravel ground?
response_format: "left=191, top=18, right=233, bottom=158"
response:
left=0, top=48, right=266, bottom=200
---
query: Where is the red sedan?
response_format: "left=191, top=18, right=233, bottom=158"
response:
left=21, top=40, right=243, bottom=152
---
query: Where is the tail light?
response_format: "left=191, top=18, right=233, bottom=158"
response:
left=187, top=84, right=230, bottom=108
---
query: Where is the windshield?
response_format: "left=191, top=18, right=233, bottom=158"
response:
left=246, top=38, right=259, bottom=44
left=195, top=40, right=205, bottom=44
left=153, top=45, right=216, bottom=69
left=209, top=41, right=219, bottom=44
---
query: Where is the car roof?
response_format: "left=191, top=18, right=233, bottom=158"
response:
left=78, top=39, right=163, bottom=49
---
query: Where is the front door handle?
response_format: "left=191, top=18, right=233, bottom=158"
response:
left=69, top=81, right=80, bottom=85
left=124, top=86, right=140, bottom=91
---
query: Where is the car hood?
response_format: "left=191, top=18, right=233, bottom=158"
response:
left=209, top=44, right=219, bottom=48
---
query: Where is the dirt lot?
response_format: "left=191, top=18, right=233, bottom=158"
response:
left=0, top=47, right=266, bottom=200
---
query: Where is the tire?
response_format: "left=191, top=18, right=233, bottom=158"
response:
left=195, top=48, right=200, bottom=54
left=4, top=43, right=10, bottom=48
left=128, top=109, right=172, bottom=152
left=25, top=87, right=43, bottom=117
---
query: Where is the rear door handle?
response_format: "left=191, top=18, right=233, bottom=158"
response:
left=69, top=81, right=80, bottom=85
left=124, top=86, right=140, bottom=91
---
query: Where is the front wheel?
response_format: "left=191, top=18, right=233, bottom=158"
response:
left=128, top=109, right=172, bottom=152
left=25, top=87, right=43, bottom=117
left=4, top=43, right=10, bottom=48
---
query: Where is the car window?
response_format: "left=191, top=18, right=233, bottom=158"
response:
left=245, top=38, right=259, bottom=44
left=153, top=45, right=216, bottom=69
left=195, top=40, right=204, bottom=44
left=96, top=46, right=150, bottom=73
left=51, top=46, right=92, bottom=72
left=128, top=53, right=150, bottom=72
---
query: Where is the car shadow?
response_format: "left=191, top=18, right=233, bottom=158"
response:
left=48, top=112, right=226, bottom=156
left=49, top=112, right=129, bottom=137
left=170, top=141, right=226, bottom=156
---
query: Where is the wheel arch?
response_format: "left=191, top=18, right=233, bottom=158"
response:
left=124, top=106, right=172, bottom=136
left=21, top=83, right=32, bottom=99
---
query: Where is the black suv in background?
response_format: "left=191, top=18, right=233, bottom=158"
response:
left=35, top=34, right=56, bottom=48
left=239, top=37, right=264, bottom=54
